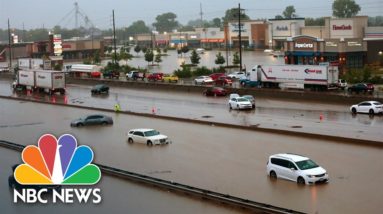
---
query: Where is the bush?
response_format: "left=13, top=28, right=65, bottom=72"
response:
left=174, top=66, right=192, bottom=78
left=193, top=66, right=212, bottom=76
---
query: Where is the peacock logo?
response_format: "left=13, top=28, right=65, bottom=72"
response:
left=14, top=134, right=101, bottom=185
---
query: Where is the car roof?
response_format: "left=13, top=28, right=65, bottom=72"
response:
left=270, top=153, right=309, bottom=162
left=129, top=128, right=155, bottom=132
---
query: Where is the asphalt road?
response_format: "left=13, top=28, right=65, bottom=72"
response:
left=1, top=99, right=382, bottom=214
left=1, top=79, right=382, bottom=142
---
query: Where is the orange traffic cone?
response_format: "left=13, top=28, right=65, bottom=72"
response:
left=152, top=106, right=156, bottom=114
left=319, top=114, right=324, bottom=121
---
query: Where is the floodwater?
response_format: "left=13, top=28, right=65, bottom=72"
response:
left=0, top=149, right=248, bottom=214
left=1, top=80, right=382, bottom=142
left=1, top=99, right=382, bottom=214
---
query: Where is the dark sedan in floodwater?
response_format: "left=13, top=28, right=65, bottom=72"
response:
left=91, top=84, right=109, bottom=94
left=70, top=114, right=113, bottom=127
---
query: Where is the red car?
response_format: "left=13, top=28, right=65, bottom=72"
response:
left=365, top=83, right=375, bottom=92
left=209, top=73, right=225, bottom=81
left=147, top=73, right=164, bottom=81
left=203, top=87, right=227, bottom=96
left=215, top=76, right=232, bottom=86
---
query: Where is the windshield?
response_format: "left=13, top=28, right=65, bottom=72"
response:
left=295, top=159, right=319, bottom=170
left=373, top=102, right=382, bottom=105
left=242, top=95, right=253, bottom=100
left=237, top=98, right=249, bottom=102
left=144, top=130, right=160, bottom=137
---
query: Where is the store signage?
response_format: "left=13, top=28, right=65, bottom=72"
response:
left=347, top=41, right=361, bottom=46
left=276, top=26, right=288, bottom=31
left=326, top=42, right=338, bottom=47
left=295, top=43, right=313, bottom=48
left=201, top=39, right=224, bottom=43
left=53, top=34, right=62, bottom=56
left=231, top=23, right=246, bottom=33
left=332, top=25, right=352, bottom=30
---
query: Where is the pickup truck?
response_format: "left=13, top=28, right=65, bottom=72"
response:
left=126, top=71, right=145, bottom=80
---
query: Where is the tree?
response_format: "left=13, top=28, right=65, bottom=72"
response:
left=93, top=51, right=101, bottom=64
left=134, top=46, right=141, bottom=55
left=163, top=48, right=168, bottom=54
left=212, top=18, right=222, bottom=28
left=368, top=16, right=383, bottom=26
left=144, top=49, right=154, bottom=65
left=120, top=48, right=133, bottom=64
left=215, top=52, right=225, bottom=66
left=155, top=54, right=162, bottom=64
left=283, top=6, right=296, bottom=19
left=142, top=47, right=148, bottom=54
left=126, top=20, right=150, bottom=34
left=232, top=52, right=240, bottom=65
left=332, top=0, right=361, bottom=18
left=222, top=8, right=250, bottom=23
left=181, top=46, right=190, bottom=55
left=156, top=47, right=162, bottom=55
left=305, top=17, right=325, bottom=26
left=153, top=12, right=179, bottom=33
left=274, top=15, right=284, bottom=19
left=190, top=50, right=201, bottom=65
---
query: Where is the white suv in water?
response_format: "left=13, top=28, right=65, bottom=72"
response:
left=127, top=129, right=170, bottom=146
left=266, top=153, right=329, bottom=185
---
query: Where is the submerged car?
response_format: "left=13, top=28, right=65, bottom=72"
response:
left=91, top=84, right=109, bottom=94
left=70, top=114, right=113, bottom=127
left=350, top=101, right=383, bottom=114
left=127, top=128, right=170, bottom=146
left=228, top=97, right=253, bottom=110
left=266, top=153, right=329, bottom=185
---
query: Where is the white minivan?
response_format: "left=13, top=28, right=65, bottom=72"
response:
left=266, top=153, right=329, bottom=185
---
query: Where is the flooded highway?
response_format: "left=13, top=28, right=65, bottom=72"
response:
left=1, top=79, right=382, bottom=142
left=0, top=149, right=248, bottom=214
left=1, top=98, right=382, bottom=213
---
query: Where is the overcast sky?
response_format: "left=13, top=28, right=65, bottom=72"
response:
left=0, top=0, right=381, bottom=30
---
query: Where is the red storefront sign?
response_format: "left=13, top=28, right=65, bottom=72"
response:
left=201, top=39, right=225, bottom=43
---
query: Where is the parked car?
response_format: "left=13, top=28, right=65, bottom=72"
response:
left=242, top=95, right=255, bottom=108
left=348, top=83, right=373, bottom=94
left=196, top=48, right=205, bottom=54
left=127, top=128, right=170, bottom=146
left=162, top=74, right=179, bottom=83
left=147, top=72, right=164, bottom=81
left=215, top=76, right=233, bottom=86
left=103, top=70, right=120, bottom=79
left=337, top=79, right=347, bottom=89
left=126, top=71, right=144, bottom=80
left=70, top=114, right=113, bottom=127
left=227, top=71, right=246, bottom=79
left=350, top=101, right=383, bottom=114
left=209, top=73, right=225, bottom=81
left=194, top=76, right=213, bottom=85
left=266, top=153, right=329, bottom=185
left=203, top=87, right=227, bottom=96
left=228, top=97, right=253, bottom=110
left=91, top=84, right=109, bottom=94
left=90, top=71, right=101, bottom=78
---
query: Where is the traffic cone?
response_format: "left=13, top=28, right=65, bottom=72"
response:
left=152, top=106, right=156, bottom=114
left=319, top=114, right=324, bottom=121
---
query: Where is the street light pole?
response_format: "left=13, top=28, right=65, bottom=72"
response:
left=112, top=10, right=117, bottom=66
left=238, top=3, right=242, bottom=72
left=7, top=19, right=12, bottom=70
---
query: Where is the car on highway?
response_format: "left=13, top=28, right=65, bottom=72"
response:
left=196, top=48, right=205, bottom=54
left=103, top=70, right=120, bottom=79
left=147, top=72, right=164, bottom=81
left=227, top=71, right=245, bottom=79
left=209, top=73, right=225, bottom=81
left=162, top=74, right=179, bottom=83
left=242, top=95, right=255, bottom=108
left=228, top=97, right=253, bottom=110
left=203, top=87, right=227, bottom=96
left=70, top=114, right=113, bottom=127
left=214, top=76, right=232, bottom=86
left=348, top=83, right=374, bottom=94
left=194, top=76, right=213, bottom=85
left=91, top=84, right=109, bottom=94
left=127, top=128, right=170, bottom=146
left=350, top=101, right=383, bottom=114
left=336, top=79, right=347, bottom=89
left=266, top=153, right=329, bottom=185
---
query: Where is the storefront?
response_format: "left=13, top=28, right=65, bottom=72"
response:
left=226, top=20, right=267, bottom=48
left=269, top=18, right=305, bottom=49
left=196, top=28, right=225, bottom=48
left=284, top=36, right=322, bottom=65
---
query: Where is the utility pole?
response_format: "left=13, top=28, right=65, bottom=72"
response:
left=22, top=23, right=25, bottom=42
left=238, top=3, right=242, bottom=72
left=7, top=19, right=12, bottom=70
left=75, top=2, right=79, bottom=29
left=112, top=10, right=117, bottom=66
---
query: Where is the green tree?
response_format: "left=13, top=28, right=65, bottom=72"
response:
left=126, top=20, right=150, bottom=34
left=222, top=8, right=250, bottom=23
left=142, top=47, right=148, bottom=54
left=156, top=47, right=162, bottom=55
left=144, top=49, right=154, bottom=65
left=163, top=48, right=168, bottom=54
left=232, top=52, right=240, bottom=65
left=190, top=50, right=201, bottom=65
left=153, top=12, right=179, bottom=33
left=215, top=52, right=225, bottom=66
left=305, top=17, right=325, bottom=26
left=212, top=18, right=222, bottom=28
left=274, top=15, right=284, bottom=19
left=93, top=51, right=101, bottom=64
left=332, top=0, right=361, bottom=18
left=155, top=54, right=162, bottom=64
left=120, top=48, right=133, bottom=64
left=134, top=46, right=141, bottom=55
left=283, top=6, right=297, bottom=18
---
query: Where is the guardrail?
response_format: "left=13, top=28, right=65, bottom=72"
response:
left=0, top=140, right=305, bottom=214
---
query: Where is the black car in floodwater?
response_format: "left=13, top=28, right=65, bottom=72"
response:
left=91, top=84, right=109, bottom=94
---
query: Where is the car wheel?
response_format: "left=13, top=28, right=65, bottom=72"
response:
left=101, top=122, right=108, bottom=126
left=128, top=138, right=133, bottom=144
left=147, top=141, right=153, bottom=146
left=369, top=109, right=374, bottom=115
left=195, top=81, right=198, bottom=85
left=229, top=104, right=232, bottom=109
left=297, top=177, right=305, bottom=185
left=270, top=171, right=277, bottom=179
left=351, top=108, right=357, bottom=114
left=77, top=123, right=84, bottom=127
left=237, top=104, right=239, bottom=109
